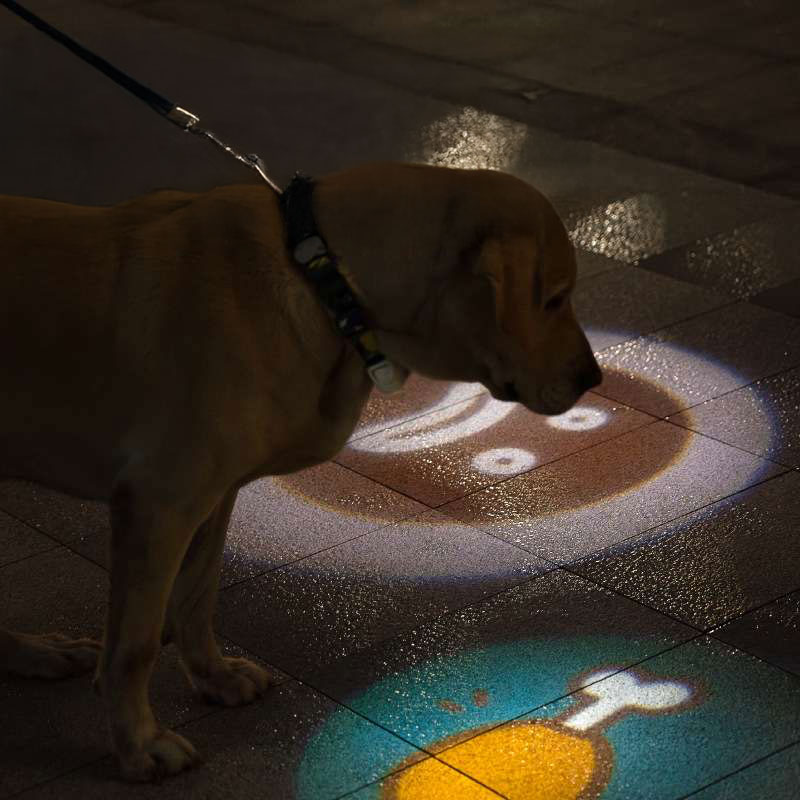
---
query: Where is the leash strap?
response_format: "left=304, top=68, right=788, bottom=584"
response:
left=280, top=176, right=405, bottom=394
left=0, top=0, right=281, bottom=193
left=3, top=0, right=404, bottom=392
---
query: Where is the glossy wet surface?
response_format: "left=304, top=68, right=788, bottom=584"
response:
left=1, top=2, right=799, bottom=798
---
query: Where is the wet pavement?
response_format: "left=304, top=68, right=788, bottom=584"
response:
left=1, top=1, right=799, bottom=798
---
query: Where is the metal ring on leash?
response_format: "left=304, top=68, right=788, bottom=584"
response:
left=1, top=0, right=281, bottom=194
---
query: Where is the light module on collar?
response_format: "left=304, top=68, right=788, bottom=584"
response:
left=368, top=359, right=408, bottom=393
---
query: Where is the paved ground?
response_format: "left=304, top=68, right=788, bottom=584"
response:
left=1, top=1, right=799, bottom=798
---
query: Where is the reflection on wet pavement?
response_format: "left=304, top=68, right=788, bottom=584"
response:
left=1, top=2, right=799, bottom=798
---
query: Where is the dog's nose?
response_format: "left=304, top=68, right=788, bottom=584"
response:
left=576, top=362, right=603, bottom=394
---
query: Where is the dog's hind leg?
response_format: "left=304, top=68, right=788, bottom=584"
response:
left=0, top=627, right=101, bottom=678
left=165, top=487, right=272, bottom=707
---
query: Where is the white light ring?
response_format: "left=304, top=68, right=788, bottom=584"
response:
left=472, top=447, right=538, bottom=476
left=350, top=390, right=516, bottom=455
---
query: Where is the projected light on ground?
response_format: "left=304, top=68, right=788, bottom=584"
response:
left=547, top=407, right=609, bottom=431
left=296, top=633, right=797, bottom=800
left=472, top=447, right=538, bottom=475
left=243, top=329, right=776, bottom=580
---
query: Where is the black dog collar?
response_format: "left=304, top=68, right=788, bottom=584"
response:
left=279, top=174, right=405, bottom=394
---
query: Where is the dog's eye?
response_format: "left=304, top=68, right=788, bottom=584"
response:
left=544, top=292, right=567, bottom=312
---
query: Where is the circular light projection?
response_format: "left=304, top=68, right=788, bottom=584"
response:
left=270, top=330, right=777, bottom=567
left=472, top=447, right=537, bottom=475
left=295, top=633, right=794, bottom=800
left=546, top=406, right=609, bottom=431
left=350, top=383, right=516, bottom=455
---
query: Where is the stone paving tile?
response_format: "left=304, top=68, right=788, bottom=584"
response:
left=645, top=63, right=800, bottom=130
left=713, top=590, right=800, bottom=679
left=496, top=8, right=680, bottom=85
left=595, top=302, right=800, bottom=418
left=0, top=547, right=283, bottom=798
left=582, top=107, right=791, bottom=189
left=215, top=552, right=436, bottom=680
left=750, top=277, right=800, bottom=319
left=557, top=177, right=791, bottom=265
left=638, top=208, right=800, bottom=300
left=348, top=3, right=545, bottom=65
left=685, top=742, right=800, bottom=799
left=727, top=11, right=800, bottom=58
left=305, top=569, right=696, bottom=753
left=306, top=510, right=552, bottom=618
left=337, top=389, right=652, bottom=507
left=549, top=43, right=771, bottom=104
left=0, top=481, right=108, bottom=548
left=539, top=0, right=771, bottom=32
left=571, top=471, right=800, bottom=631
left=575, top=248, right=624, bottom=281
left=1, top=463, right=426, bottom=588
left=0, top=509, right=58, bottom=567
left=439, top=421, right=776, bottom=564
left=1, top=547, right=107, bottom=646
left=670, top=365, right=800, bottom=468
left=573, top=265, right=728, bottom=352
left=746, top=109, right=800, bottom=151
left=437, top=636, right=800, bottom=800
left=224, top=464, right=426, bottom=584
left=6, top=681, right=421, bottom=800
left=589, top=0, right=797, bottom=38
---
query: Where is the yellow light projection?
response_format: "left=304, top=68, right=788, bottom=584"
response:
left=383, top=668, right=695, bottom=800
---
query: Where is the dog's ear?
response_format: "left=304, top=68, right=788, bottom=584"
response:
left=468, top=234, right=539, bottom=333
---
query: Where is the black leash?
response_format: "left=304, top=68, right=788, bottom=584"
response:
left=2, top=0, right=406, bottom=392
left=0, top=0, right=281, bottom=193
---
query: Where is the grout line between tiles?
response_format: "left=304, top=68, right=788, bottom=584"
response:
left=0, top=504, right=80, bottom=550
left=303, top=630, right=708, bottom=774
left=676, top=738, right=800, bottom=799
left=338, top=414, right=665, bottom=515
left=667, top=360, right=800, bottom=412
left=558, top=465, right=797, bottom=584
left=0, top=543, right=64, bottom=571
left=433, top=419, right=781, bottom=554
left=661, top=416, right=797, bottom=471
left=332, top=753, right=508, bottom=800
left=707, top=586, right=800, bottom=635
left=217, top=507, right=433, bottom=594
left=705, top=632, right=800, bottom=684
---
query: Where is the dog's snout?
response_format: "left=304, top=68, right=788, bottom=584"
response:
left=576, top=361, right=603, bottom=394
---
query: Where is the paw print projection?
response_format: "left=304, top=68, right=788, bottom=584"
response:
left=384, top=668, right=696, bottom=799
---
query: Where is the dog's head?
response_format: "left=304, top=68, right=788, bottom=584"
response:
left=318, top=162, right=600, bottom=414
left=375, top=169, right=601, bottom=415
left=461, top=218, right=601, bottom=416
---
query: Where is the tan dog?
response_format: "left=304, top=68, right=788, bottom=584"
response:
left=0, top=162, right=601, bottom=781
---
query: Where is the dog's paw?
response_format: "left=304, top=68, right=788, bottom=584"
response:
left=191, top=656, right=272, bottom=707
left=119, top=727, right=202, bottom=783
left=5, top=632, right=102, bottom=679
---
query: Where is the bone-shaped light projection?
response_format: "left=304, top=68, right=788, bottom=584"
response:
left=563, top=669, right=693, bottom=732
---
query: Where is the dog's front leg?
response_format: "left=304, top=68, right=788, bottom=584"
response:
left=96, top=481, right=211, bottom=783
left=165, top=487, right=272, bottom=706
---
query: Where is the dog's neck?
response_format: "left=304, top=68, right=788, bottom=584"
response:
left=313, top=164, right=463, bottom=335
